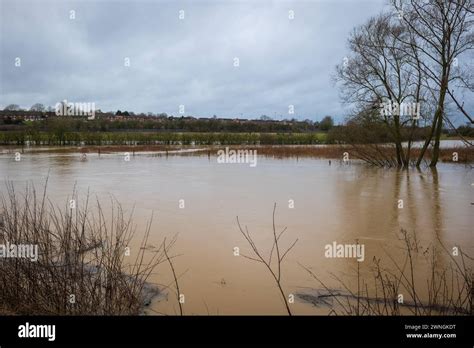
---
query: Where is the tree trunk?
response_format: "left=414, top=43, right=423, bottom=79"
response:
left=429, top=75, right=449, bottom=167
left=415, top=116, right=437, bottom=167
left=394, top=115, right=405, bottom=167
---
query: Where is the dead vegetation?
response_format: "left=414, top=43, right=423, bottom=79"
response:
left=299, top=229, right=472, bottom=315
left=0, top=180, right=172, bottom=315
left=236, top=203, right=298, bottom=315
left=4, top=144, right=472, bottom=165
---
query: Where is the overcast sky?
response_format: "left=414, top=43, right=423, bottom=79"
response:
left=0, top=0, right=406, bottom=122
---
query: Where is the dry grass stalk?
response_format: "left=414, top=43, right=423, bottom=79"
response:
left=300, top=229, right=472, bottom=315
left=236, top=203, right=298, bottom=315
left=0, top=181, right=170, bottom=315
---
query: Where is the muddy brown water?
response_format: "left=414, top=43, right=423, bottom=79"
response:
left=0, top=148, right=472, bottom=314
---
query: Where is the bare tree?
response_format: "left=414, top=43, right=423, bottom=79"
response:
left=336, top=1, right=473, bottom=168
left=393, top=0, right=474, bottom=167
left=30, top=103, right=45, bottom=112
left=335, top=13, right=428, bottom=167
left=3, top=104, right=21, bottom=111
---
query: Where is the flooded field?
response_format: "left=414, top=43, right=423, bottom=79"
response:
left=0, top=147, right=472, bottom=315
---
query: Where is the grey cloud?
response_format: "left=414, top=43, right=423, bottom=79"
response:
left=1, top=0, right=388, bottom=121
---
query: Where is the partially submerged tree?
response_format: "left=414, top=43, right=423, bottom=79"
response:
left=393, top=0, right=474, bottom=167
left=336, top=0, right=474, bottom=168
left=335, top=13, right=428, bottom=167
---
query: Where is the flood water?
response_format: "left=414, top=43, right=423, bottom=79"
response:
left=0, top=148, right=472, bottom=315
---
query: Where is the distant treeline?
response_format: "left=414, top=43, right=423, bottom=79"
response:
left=0, top=112, right=471, bottom=146
left=0, top=111, right=334, bottom=133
